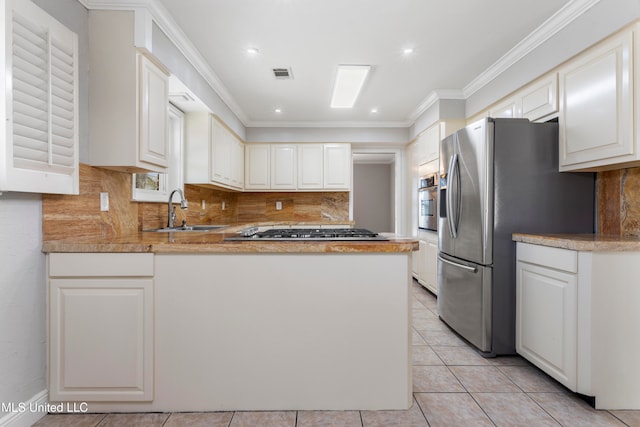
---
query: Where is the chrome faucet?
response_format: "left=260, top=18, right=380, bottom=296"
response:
left=167, top=188, right=188, bottom=228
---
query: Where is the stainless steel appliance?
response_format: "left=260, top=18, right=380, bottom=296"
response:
left=418, top=173, right=438, bottom=231
left=438, top=117, right=594, bottom=356
left=225, top=228, right=388, bottom=241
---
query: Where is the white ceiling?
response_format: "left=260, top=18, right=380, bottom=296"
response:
left=155, top=0, right=574, bottom=128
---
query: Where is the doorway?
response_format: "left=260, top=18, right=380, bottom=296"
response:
left=351, top=151, right=402, bottom=234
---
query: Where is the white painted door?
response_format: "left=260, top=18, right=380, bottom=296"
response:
left=49, top=278, right=154, bottom=401
left=271, top=145, right=297, bottom=189
left=297, top=144, right=324, bottom=189
left=516, top=259, right=577, bottom=390
left=138, top=54, right=169, bottom=168
left=558, top=30, right=633, bottom=171
left=245, top=144, right=271, bottom=189
left=323, top=144, right=351, bottom=189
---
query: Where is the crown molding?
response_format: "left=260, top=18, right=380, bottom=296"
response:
left=463, top=0, right=601, bottom=98
left=408, top=89, right=466, bottom=124
left=81, top=0, right=599, bottom=128
left=244, top=120, right=411, bottom=128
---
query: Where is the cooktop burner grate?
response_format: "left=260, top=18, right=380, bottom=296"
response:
left=226, top=228, right=388, bottom=241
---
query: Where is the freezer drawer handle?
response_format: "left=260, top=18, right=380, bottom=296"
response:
left=438, top=255, right=478, bottom=273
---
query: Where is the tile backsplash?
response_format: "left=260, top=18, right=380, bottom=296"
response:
left=597, top=167, right=640, bottom=237
left=42, top=164, right=350, bottom=240
left=41, top=164, right=640, bottom=240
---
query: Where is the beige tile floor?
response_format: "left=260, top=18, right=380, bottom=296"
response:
left=33, top=280, right=640, bottom=427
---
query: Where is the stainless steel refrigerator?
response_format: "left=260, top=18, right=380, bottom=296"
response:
left=437, top=117, right=594, bottom=357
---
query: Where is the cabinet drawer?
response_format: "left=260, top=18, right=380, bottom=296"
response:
left=516, top=243, right=577, bottom=273
left=49, top=253, right=154, bottom=277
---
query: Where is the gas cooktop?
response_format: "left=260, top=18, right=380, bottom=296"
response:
left=225, top=228, right=388, bottom=241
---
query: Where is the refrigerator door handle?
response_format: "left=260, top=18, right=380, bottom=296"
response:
left=447, top=153, right=460, bottom=238
left=438, top=254, right=478, bottom=273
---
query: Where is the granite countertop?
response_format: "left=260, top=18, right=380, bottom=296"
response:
left=42, top=222, right=418, bottom=254
left=512, top=233, right=640, bottom=252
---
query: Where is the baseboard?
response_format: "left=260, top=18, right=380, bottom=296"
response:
left=0, top=390, right=48, bottom=427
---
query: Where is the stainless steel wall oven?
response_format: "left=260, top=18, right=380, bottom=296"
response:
left=418, top=173, right=438, bottom=231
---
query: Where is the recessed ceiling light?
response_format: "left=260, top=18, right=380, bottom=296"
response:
left=274, top=108, right=282, bottom=113
left=247, top=47, right=259, bottom=55
left=403, top=47, right=414, bottom=55
left=370, top=108, right=378, bottom=114
left=330, top=65, right=371, bottom=109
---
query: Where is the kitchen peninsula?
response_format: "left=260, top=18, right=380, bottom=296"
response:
left=42, top=226, right=417, bottom=412
left=513, top=233, right=640, bottom=409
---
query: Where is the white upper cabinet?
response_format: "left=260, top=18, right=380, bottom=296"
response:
left=184, top=113, right=244, bottom=190
left=323, top=143, right=351, bottom=189
left=521, top=74, right=558, bottom=122
left=558, top=27, right=635, bottom=172
left=414, top=124, right=440, bottom=166
left=245, top=143, right=350, bottom=191
left=489, top=96, right=521, bottom=119
left=297, top=144, right=324, bottom=189
left=271, top=144, right=297, bottom=190
left=230, top=135, right=244, bottom=188
left=244, top=144, right=270, bottom=190
left=485, top=74, right=558, bottom=123
left=88, top=10, right=169, bottom=173
left=0, top=0, right=79, bottom=194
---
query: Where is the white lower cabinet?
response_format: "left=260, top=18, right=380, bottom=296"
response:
left=516, top=244, right=577, bottom=390
left=48, top=253, right=154, bottom=402
left=413, top=230, right=438, bottom=295
left=46, top=251, right=412, bottom=411
left=516, top=242, right=640, bottom=409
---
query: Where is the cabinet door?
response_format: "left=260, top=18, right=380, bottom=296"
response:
left=210, top=119, right=232, bottom=185
left=423, top=124, right=440, bottom=164
left=516, top=260, right=577, bottom=390
left=245, top=144, right=271, bottom=189
left=271, top=145, right=297, bottom=189
left=298, top=144, right=324, bottom=189
left=138, top=54, right=169, bottom=168
left=425, top=234, right=438, bottom=295
left=323, top=144, right=351, bottom=189
left=49, top=278, right=153, bottom=401
left=489, top=96, right=521, bottom=119
left=230, top=136, right=244, bottom=189
left=1, top=0, right=79, bottom=194
left=411, top=248, right=420, bottom=276
left=558, top=30, right=633, bottom=171
left=521, top=74, right=558, bottom=122
left=417, top=240, right=428, bottom=284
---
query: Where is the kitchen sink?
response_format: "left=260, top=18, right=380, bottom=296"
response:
left=144, top=225, right=227, bottom=232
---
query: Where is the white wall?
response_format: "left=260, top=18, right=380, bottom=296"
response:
left=0, top=2, right=88, bottom=425
left=0, top=193, right=46, bottom=420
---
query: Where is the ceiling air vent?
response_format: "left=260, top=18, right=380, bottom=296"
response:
left=273, top=67, right=293, bottom=79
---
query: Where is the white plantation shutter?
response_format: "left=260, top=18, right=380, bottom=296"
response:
left=50, top=36, right=76, bottom=168
left=1, top=0, right=79, bottom=194
left=11, top=10, right=76, bottom=173
left=11, top=12, right=51, bottom=168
